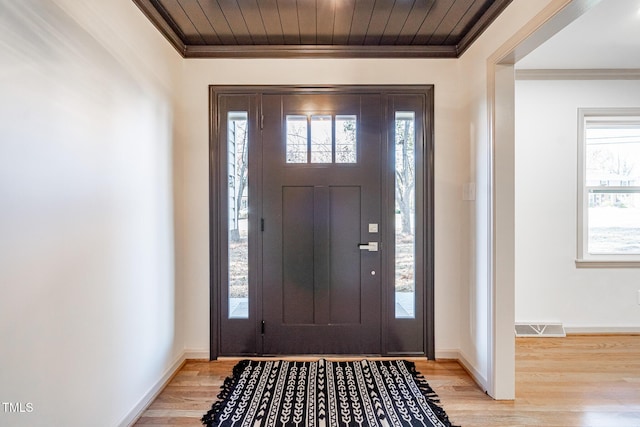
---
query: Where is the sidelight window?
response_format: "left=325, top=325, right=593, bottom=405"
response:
left=394, top=112, right=416, bottom=318
left=228, top=111, right=249, bottom=318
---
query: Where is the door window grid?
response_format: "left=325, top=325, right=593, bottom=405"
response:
left=286, top=114, right=357, bottom=164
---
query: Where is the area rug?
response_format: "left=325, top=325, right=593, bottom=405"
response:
left=202, top=359, right=456, bottom=427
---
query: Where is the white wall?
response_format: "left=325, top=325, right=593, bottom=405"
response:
left=0, top=1, right=182, bottom=425
left=515, top=78, right=640, bottom=330
left=458, top=0, right=558, bottom=396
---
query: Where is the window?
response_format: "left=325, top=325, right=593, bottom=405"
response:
left=394, top=112, right=416, bottom=318
left=578, top=109, right=640, bottom=266
left=285, top=114, right=357, bottom=164
left=286, top=115, right=308, bottom=163
left=335, top=115, right=357, bottom=163
left=228, top=112, right=249, bottom=318
left=310, top=115, right=332, bottom=163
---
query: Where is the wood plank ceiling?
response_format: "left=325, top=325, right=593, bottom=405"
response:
left=134, top=0, right=513, bottom=58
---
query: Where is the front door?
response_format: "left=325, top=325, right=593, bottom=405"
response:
left=212, top=86, right=434, bottom=358
left=261, top=93, right=382, bottom=354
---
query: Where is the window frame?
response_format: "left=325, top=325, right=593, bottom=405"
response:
left=576, top=108, right=640, bottom=267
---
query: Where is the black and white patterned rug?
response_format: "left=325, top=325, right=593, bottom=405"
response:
left=202, top=359, right=456, bottom=427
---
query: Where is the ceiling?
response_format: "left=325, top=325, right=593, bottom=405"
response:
left=133, top=0, right=513, bottom=58
left=517, top=0, right=640, bottom=69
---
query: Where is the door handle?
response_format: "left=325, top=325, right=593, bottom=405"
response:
left=358, top=242, right=378, bottom=252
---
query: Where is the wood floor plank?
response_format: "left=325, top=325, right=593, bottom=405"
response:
left=134, top=335, right=640, bottom=426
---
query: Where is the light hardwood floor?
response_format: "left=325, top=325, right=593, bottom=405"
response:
left=135, top=335, right=640, bottom=426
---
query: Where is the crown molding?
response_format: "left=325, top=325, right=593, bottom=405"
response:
left=516, top=68, right=640, bottom=80
left=184, top=44, right=457, bottom=59
left=458, top=0, right=514, bottom=57
left=133, top=0, right=186, bottom=57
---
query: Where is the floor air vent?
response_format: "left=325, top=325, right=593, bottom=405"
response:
left=515, top=323, right=566, bottom=337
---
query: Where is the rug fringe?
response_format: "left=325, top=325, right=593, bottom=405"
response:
left=402, top=360, right=459, bottom=427
left=201, top=359, right=250, bottom=426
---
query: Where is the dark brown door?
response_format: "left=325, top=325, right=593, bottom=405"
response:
left=261, top=93, right=382, bottom=354
left=211, top=86, right=434, bottom=359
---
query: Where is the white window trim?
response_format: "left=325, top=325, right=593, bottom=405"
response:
left=576, top=108, right=640, bottom=268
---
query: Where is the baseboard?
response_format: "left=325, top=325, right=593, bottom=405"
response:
left=435, top=349, right=488, bottom=393
left=565, top=326, right=640, bottom=335
left=118, top=351, right=187, bottom=427
left=184, top=349, right=210, bottom=360
left=457, top=351, right=488, bottom=393
left=434, top=349, right=459, bottom=360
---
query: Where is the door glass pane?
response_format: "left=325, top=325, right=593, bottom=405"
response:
left=395, top=112, right=416, bottom=318
left=228, top=112, right=249, bottom=318
left=335, top=115, right=357, bottom=163
left=311, top=115, right=333, bottom=163
left=286, top=115, right=308, bottom=163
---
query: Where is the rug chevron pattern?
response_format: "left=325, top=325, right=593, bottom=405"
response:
left=202, top=359, right=456, bottom=427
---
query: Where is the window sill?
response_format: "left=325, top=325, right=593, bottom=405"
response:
left=575, top=259, right=640, bottom=268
